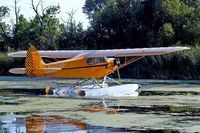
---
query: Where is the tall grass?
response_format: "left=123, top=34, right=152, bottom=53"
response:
left=116, top=44, right=200, bottom=80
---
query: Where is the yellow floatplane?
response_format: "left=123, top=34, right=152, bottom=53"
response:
left=8, top=45, right=189, bottom=97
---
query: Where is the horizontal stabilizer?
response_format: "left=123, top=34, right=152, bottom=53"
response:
left=9, top=68, right=61, bottom=75
left=9, top=68, right=25, bottom=74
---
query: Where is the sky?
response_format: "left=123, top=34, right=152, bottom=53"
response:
left=0, top=0, right=89, bottom=28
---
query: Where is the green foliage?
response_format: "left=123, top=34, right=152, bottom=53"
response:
left=0, top=6, right=10, bottom=19
left=169, top=105, right=200, bottom=113
left=45, top=5, right=61, bottom=16
left=161, top=23, right=174, bottom=39
left=56, top=10, right=86, bottom=50
left=9, top=4, right=63, bottom=50
left=1, top=0, right=200, bottom=79
left=156, top=0, right=183, bottom=17
left=83, top=0, right=143, bottom=48
left=0, top=53, right=24, bottom=75
left=160, top=23, right=175, bottom=45
left=0, top=6, right=11, bottom=52
left=12, top=15, right=30, bottom=50
left=83, top=0, right=106, bottom=19
left=25, top=5, right=61, bottom=49
left=57, top=22, right=85, bottom=50
left=0, top=23, right=10, bottom=51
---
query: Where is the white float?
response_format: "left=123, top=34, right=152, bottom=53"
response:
left=53, top=83, right=139, bottom=97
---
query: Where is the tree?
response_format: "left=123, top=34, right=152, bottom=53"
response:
left=56, top=10, right=85, bottom=50
left=83, top=0, right=106, bottom=20
left=12, top=15, right=30, bottom=50
left=0, top=6, right=10, bottom=51
left=27, top=0, right=61, bottom=49
left=83, top=0, right=143, bottom=49
left=156, top=0, right=200, bottom=44
left=0, top=6, right=10, bottom=20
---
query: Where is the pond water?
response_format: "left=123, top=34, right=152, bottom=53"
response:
left=0, top=76, right=200, bottom=133
left=1, top=115, right=144, bottom=133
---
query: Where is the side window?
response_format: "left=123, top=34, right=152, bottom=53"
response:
left=86, top=58, right=93, bottom=65
left=94, top=58, right=101, bottom=64
left=87, top=57, right=107, bottom=65
left=101, top=57, right=106, bottom=62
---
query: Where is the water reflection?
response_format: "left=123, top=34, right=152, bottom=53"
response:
left=0, top=115, right=145, bottom=133
left=0, top=116, right=25, bottom=133
left=26, top=115, right=88, bottom=133
left=0, top=115, right=89, bottom=133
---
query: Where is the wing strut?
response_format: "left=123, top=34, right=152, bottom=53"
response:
left=118, top=56, right=144, bottom=70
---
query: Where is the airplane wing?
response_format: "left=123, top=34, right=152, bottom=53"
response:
left=8, top=46, right=189, bottom=58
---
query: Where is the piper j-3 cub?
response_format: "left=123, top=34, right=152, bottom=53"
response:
left=8, top=45, right=189, bottom=97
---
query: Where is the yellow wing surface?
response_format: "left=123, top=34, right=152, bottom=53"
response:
left=8, top=46, right=189, bottom=78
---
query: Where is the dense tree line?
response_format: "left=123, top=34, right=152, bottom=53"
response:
left=0, top=0, right=200, bottom=79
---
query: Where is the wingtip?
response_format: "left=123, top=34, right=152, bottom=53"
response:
left=174, top=46, right=190, bottom=51
left=182, top=46, right=190, bottom=50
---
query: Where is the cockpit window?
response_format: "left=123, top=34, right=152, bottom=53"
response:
left=86, top=58, right=93, bottom=65
left=86, top=57, right=106, bottom=65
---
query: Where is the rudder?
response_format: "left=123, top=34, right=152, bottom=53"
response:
left=25, top=45, right=45, bottom=77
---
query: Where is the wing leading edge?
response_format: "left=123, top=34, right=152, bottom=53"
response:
left=8, top=46, right=189, bottom=59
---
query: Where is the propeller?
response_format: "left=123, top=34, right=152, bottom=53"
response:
left=114, top=58, right=121, bottom=79
left=116, top=67, right=121, bottom=79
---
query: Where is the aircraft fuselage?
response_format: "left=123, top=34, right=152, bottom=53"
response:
left=42, top=57, right=117, bottom=78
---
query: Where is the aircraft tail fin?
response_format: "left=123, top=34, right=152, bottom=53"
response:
left=25, top=45, right=46, bottom=77
left=9, top=45, right=62, bottom=76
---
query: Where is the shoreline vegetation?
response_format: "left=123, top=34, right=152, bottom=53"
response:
left=1, top=0, right=200, bottom=79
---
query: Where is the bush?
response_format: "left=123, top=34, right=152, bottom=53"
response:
left=0, top=53, right=24, bottom=75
